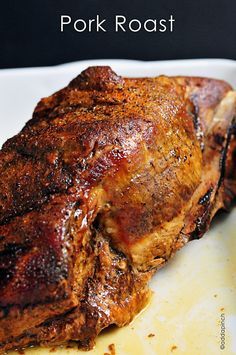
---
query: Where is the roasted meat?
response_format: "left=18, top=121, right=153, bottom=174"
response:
left=0, top=66, right=235, bottom=352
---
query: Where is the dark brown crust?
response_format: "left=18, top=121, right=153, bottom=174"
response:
left=0, top=232, right=151, bottom=352
left=0, top=67, right=235, bottom=352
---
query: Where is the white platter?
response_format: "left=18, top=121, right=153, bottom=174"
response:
left=0, top=59, right=235, bottom=355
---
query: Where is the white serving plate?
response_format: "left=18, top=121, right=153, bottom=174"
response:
left=0, top=59, right=235, bottom=355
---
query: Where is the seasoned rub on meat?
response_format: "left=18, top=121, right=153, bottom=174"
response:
left=0, top=66, right=235, bottom=352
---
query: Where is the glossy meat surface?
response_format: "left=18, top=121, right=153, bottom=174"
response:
left=0, top=67, right=235, bottom=352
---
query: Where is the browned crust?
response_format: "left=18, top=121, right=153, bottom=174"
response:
left=0, top=67, right=235, bottom=352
